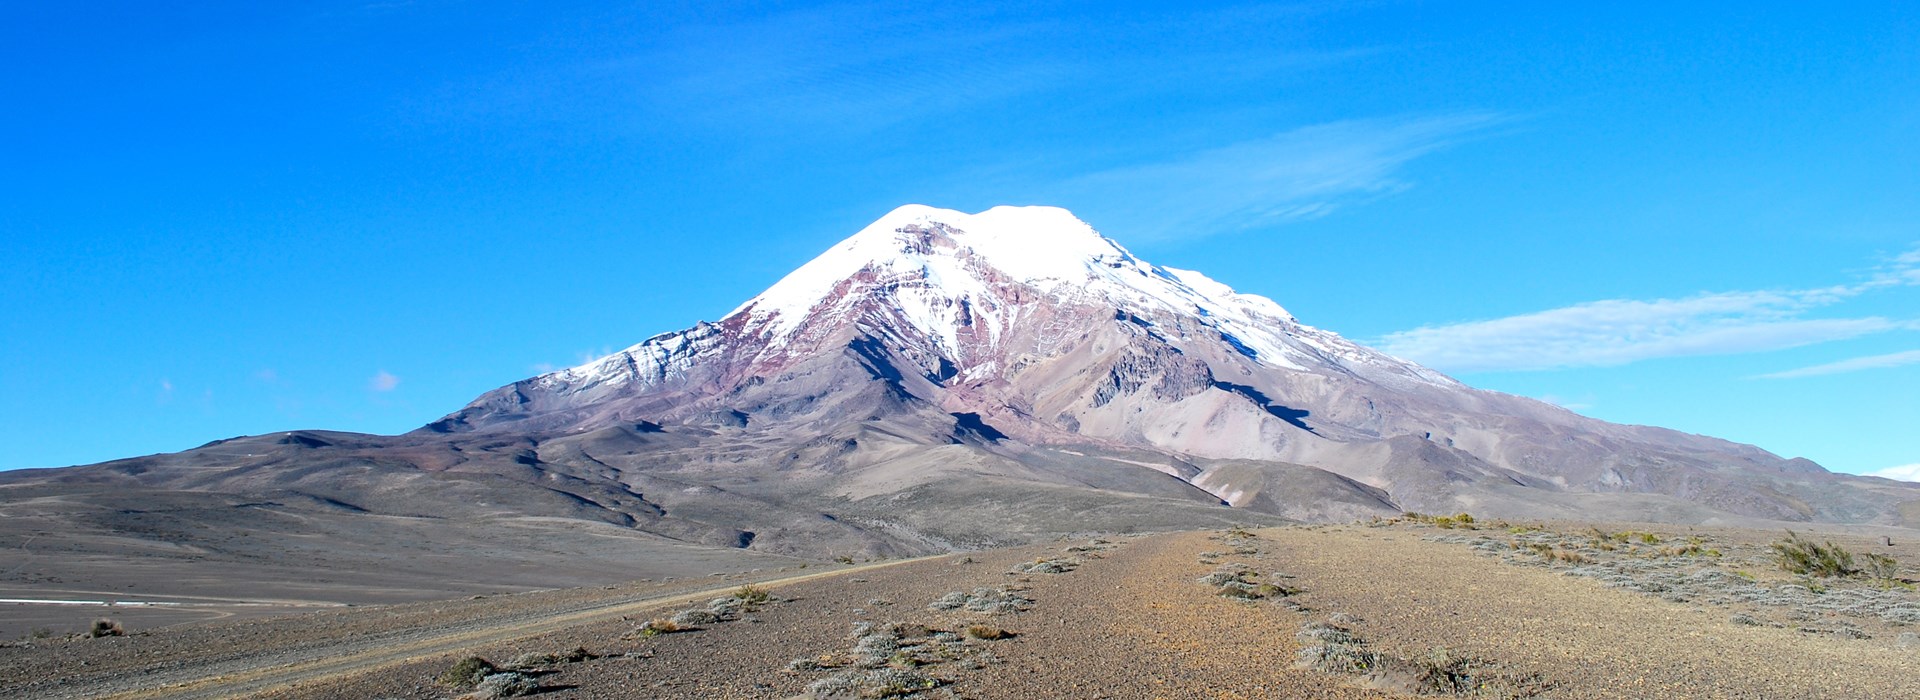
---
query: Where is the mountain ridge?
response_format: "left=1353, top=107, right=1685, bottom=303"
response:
left=4, top=205, right=1915, bottom=589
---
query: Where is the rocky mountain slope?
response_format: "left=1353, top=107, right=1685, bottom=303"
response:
left=429, top=205, right=1915, bottom=528
left=4, top=205, right=1916, bottom=582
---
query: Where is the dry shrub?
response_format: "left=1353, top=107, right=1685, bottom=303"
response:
left=964, top=624, right=1014, bottom=640
left=87, top=619, right=125, bottom=638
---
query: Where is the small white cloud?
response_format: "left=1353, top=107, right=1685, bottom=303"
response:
left=1375, top=291, right=1896, bottom=373
left=1759, top=349, right=1920, bottom=379
left=577, top=347, right=614, bottom=364
left=530, top=362, right=558, bottom=374
left=1864, top=463, right=1920, bottom=482
left=369, top=370, right=401, bottom=392
left=1375, top=243, right=1920, bottom=374
left=157, top=378, right=175, bottom=405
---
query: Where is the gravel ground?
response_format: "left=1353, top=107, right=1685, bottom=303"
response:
left=1408, top=519, right=1920, bottom=640
left=4, top=523, right=1915, bottom=699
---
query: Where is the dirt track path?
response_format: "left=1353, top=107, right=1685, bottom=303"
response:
left=0, top=559, right=932, bottom=700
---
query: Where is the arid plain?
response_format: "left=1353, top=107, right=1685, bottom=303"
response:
left=4, top=518, right=1914, bottom=700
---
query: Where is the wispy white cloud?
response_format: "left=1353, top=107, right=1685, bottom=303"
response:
left=1375, top=246, right=1920, bottom=374
left=1759, top=349, right=1920, bottom=379
left=1070, top=113, right=1507, bottom=240
left=1864, top=463, right=1920, bottom=482
left=417, top=4, right=1384, bottom=142
left=368, top=370, right=400, bottom=392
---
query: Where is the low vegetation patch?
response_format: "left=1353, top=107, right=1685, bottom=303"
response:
left=1294, top=617, right=1551, bottom=697
left=1197, top=564, right=1298, bottom=601
left=625, top=589, right=783, bottom=639
left=963, top=624, right=1014, bottom=640
left=1421, top=523, right=1917, bottom=637
left=464, top=671, right=540, bottom=699
left=504, top=646, right=597, bottom=671
left=438, top=656, right=498, bottom=688
left=627, top=618, right=690, bottom=638
left=927, top=586, right=1034, bottom=614
left=1006, top=557, right=1079, bottom=575
left=791, top=621, right=1011, bottom=698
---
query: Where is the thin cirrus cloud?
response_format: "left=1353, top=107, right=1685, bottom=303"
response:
left=368, top=370, right=400, bottom=392
left=1759, top=349, right=1920, bottom=379
left=1864, top=463, right=1920, bottom=483
left=1374, top=247, right=1920, bottom=374
left=1066, top=112, right=1509, bottom=241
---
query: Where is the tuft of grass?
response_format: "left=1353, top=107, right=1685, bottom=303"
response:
left=88, top=618, right=125, bottom=638
left=1546, top=549, right=1593, bottom=565
left=504, top=651, right=559, bottom=670
left=732, top=583, right=772, bottom=606
left=437, top=656, right=497, bottom=688
left=963, top=624, right=1014, bottom=640
left=1861, top=553, right=1909, bottom=589
left=1657, top=543, right=1720, bottom=558
left=1524, top=543, right=1591, bottom=565
left=633, top=618, right=689, bottom=638
left=1407, top=512, right=1479, bottom=530
left=1772, top=531, right=1858, bottom=577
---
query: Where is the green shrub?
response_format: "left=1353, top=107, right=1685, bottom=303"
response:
left=1772, top=531, right=1858, bottom=577
left=1862, top=553, right=1907, bottom=588
left=437, top=656, right=496, bottom=688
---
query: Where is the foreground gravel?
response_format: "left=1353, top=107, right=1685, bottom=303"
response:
left=4, top=523, right=1915, bottom=699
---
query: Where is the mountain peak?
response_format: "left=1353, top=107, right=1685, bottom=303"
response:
left=405, top=204, right=1888, bottom=534
left=731, top=204, right=1135, bottom=326
left=524, top=204, right=1461, bottom=421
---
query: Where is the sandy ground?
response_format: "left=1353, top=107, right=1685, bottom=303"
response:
left=2, top=522, right=1915, bottom=700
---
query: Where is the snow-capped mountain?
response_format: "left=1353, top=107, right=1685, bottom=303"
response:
left=538, top=204, right=1452, bottom=395
left=13, top=206, right=1916, bottom=566
left=425, top=205, right=1902, bottom=528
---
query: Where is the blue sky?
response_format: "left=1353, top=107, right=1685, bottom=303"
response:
left=5, top=2, right=1916, bottom=479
